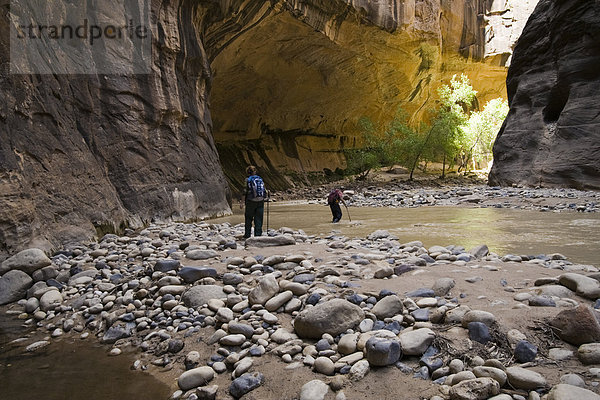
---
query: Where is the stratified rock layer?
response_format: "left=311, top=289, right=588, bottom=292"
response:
left=0, top=0, right=231, bottom=256
left=489, top=0, right=600, bottom=190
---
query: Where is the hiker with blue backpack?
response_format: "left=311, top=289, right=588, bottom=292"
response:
left=242, top=165, right=267, bottom=238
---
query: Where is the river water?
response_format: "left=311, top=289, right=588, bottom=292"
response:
left=221, top=204, right=600, bottom=266
left=0, top=315, right=171, bottom=400
left=2, top=204, right=599, bottom=399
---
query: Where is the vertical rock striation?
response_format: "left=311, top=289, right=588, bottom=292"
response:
left=489, top=0, right=600, bottom=190
left=0, top=0, right=230, bottom=257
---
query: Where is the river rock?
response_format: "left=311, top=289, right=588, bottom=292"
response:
left=196, top=385, right=219, bottom=400
left=271, top=328, right=296, bottom=344
left=469, top=245, right=489, bottom=259
left=349, top=360, right=370, bottom=382
left=549, top=305, right=600, bottom=345
left=186, top=249, right=218, bottom=260
left=461, top=310, right=496, bottom=328
left=559, top=273, right=600, bottom=300
left=245, top=235, right=295, bottom=247
left=505, top=366, right=547, bottom=390
left=472, top=366, right=507, bottom=386
left=223, top=273, right=243, bottom=285
left=399, top=328, right=435, bottom=356
left=468, top=322, right=491, bottom=344
left=39, top=289, right=63, bottom=311
left=313, top=356, right=335, bottom=375
left=294, top=299, right=364, bottom=339
left=338, top=333, right=359, bottom=355
left=265, top=290, right=293, bottom=311
left=432, top=278, right=455, bottom=297
left=445, top=305, right=472, bottom=324
left=229, top=372, right=264, bottom=398
left=300, top=379, right=330, bottom=400
left=181, top=285, right=227, bottom=308
left=578, top=343, right=600, bottom=365
left=153, top=259, right=180, bottom=273
left=514, top=340, right=538, bottom=363
left=228, top=323, right=254, bottom=338
left=102, top=325, right=131, bottom=344
left=0, top=248, right=51, bottom=275
left=220, top=334, right=246, bottom=346
left=248, top=274, right=279, bottom=305
left=178, top=266, right=217, bottom=283
left=178, top=366, right=215, bottom=391
left=365, top=336, right=401, bottom=366
left=371, top=295, right=403, bottom=319
left=449, top=377, right=500, bottom=400
left=545, top=384, right=600, bottom=400
left=0, top=269, right=33, bottom=305
left=560, top=373, right=586, bottom=387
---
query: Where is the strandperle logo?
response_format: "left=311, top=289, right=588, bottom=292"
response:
left=14, top=19, right=148, bottom=46
left=10, top=0, right=152, bottom=75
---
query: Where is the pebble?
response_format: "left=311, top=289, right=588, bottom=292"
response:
left=300, top=379, right=330, bottom=400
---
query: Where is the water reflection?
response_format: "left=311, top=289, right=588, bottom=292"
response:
left=0, top=315, right=171, bottom=400
left=218, top=204, right=600, bottom=266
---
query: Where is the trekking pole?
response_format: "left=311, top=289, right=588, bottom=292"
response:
left=344, top=204, right=352, bottom=222
left=266, top=192, right=270, bottom=232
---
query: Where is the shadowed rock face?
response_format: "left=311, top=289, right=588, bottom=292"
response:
left=489, top=0, right=600, bottom=190
left=0, top=0, right=231, bottom=256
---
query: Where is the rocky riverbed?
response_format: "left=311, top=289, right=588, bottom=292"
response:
left=2, top=187, right=600, bottom=400
left=286, top=177, right=600, bottom=213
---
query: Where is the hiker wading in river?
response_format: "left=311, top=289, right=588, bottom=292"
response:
left=327, top=188, right=346, bottom=223
left=241, top=166, right=267, bottom=238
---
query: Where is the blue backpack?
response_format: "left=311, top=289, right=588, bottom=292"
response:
left=247, top=175, right=266, bottom=199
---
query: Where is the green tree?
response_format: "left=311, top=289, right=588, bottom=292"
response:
left=428, top=74, right=477, bottom=177
left=462, top=98, right=509, bottom=169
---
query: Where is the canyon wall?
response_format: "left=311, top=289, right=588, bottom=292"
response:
left=205, top=0, right=538, bottom=190
left=489, top=0, right=600, bottom=190
left=0, top=0, right=231, bottom=257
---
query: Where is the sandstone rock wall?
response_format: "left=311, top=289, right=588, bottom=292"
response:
left=204, top=0, right=537, bottom=191
left=0, top=0, right=231, bottom=257
left=489, top=0, right=600, bottom=190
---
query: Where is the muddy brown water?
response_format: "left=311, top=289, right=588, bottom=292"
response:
left=223, top=203, right=600, bottom=265
left=2, top=205, right=599, bottom=399
left=0, top=314, right=171, bottom=400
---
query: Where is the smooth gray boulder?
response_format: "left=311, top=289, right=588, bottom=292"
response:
left=181, top=285, right=227, bottom=308
left=245, top=235, right=295, bottom=247
left=545, top=384, right=600, bottom=400
left=578, top=343, right=600, bottom=365
left=177, top=366, right=215, bottom=391
left=294, top=299, right=364, bottom=339
left=371, top=294, right=403, bottom=319
left=506, top=366, right=547, bottom=390
left=39, top=289, right=63, bottom=311
left=559, top=273, right=600, bottom=300
left=248, top=274, right=279, bottom=305
left=0, top=269, right=33, bottom=305
left=0, top=249, right=51, bottom=275
left=398, top=328, right=435, bottom=356
left=186, top=249, right=218, bottom=260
